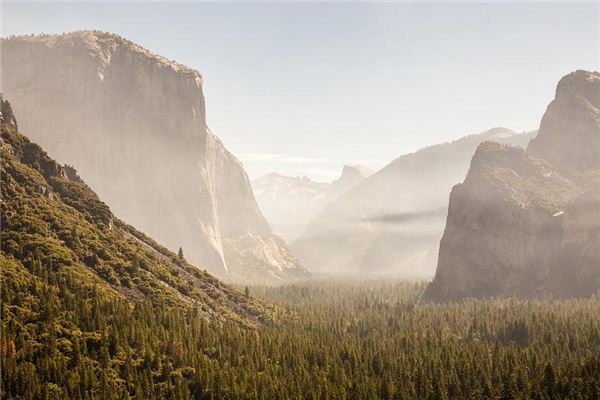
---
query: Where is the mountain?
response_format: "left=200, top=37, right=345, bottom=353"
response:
left=252, top=164, right=373, bottom=242
left=527, top=70, right=600, bottom=172
left=327, top=164, right=375, bottom=200
left=0, top=31, right=308, bottom=282
left=424, top=70, right=600, bottom=301
left=0, top=98, right=271, bottom=326
left=291, top=128, right=536, bottom=277
left=0, top=99, right=282, bottom=398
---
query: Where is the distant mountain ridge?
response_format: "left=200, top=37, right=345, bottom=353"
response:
left=252, top=164, right=373, bottom=242
left=0, top=31, right=308, bottom=282
left=424, top=70, right=600, bottom=301
left=291, top=127, right=536, bottom=277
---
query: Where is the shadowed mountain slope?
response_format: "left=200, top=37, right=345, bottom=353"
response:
left=424, top=70, right=600, bottom=301
left=292, top=128, right=535, bottom=277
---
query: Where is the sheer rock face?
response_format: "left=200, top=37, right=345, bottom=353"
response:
left=252, top=165, right=372, bottom=242
left=527, top=70, right=600, bottom=173
left=291, top=128, right=535, bottom=277
left=327, top=165, right=374, bottom=200
left=425, top=71, right=600, bottom=301
left=1, top=31, right=306, bottom=281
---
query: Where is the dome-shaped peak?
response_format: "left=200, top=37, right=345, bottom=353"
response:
left=340, top=164, right=374, bottom=180
left=527, top=70, right=600, bottom=173
left=555, top=70, right=600, bottom=108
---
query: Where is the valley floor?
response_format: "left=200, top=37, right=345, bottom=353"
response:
left=247, top=280, right=600, bottom=399
left=3, top=278, right=600, bottom=399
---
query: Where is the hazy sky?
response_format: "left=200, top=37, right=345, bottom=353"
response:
left=2, top=2, right=599, bottom=181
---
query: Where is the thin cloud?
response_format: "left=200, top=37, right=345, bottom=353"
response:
left=238, top=153, right=386, bottom=166
left=238, top=152, right=340, bottom=164
left=291, top=168, right=341, bottom=179
left=237, top=153, right=285, bottom=162
left=361, top=208, right=447, bottom=225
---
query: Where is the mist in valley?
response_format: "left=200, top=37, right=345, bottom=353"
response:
left=1, top=2, right=599, bottom=399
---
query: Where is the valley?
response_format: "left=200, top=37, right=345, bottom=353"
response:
left=1, top=3, right=599, bottom=398
left=3, top=277, right=600, bottom=399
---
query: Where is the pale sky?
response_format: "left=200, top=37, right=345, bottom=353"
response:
left=2, top=1, right=599, bottom=181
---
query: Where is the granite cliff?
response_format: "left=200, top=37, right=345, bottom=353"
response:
left=424, top=70, right=600, bottom=301
left=1, top=31, right=307, bottom=282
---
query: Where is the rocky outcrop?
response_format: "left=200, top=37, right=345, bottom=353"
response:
left=0, top=31, right=307, bottom=281
left=291, top=128, right=535, bottom=277
left=327, top=164, right=374, bottom=200
left=252, top=164, right=372, bottom=242
left=0, top=95, right=18, bottom=130
left=424, top=70, right=600, bottom=301
left=224, top=234, right=311, bottom=283
left=528, top=71, right=600, bottom=173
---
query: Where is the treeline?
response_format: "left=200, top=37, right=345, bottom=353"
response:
left=2, top=276, right=600, bottom=399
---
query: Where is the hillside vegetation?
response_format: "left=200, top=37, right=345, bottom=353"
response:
left=1, top=119, right=278, bottom=398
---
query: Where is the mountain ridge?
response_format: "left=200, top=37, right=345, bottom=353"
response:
left=291, top=127, right=536, bottom=277
left=252, top=164, right=373, bottom=242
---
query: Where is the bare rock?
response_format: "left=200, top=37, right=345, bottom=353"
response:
left=1, top=31, right=307, bottom=281
left=528, top=70, right=600, bottom=173
left=425, top=71, right=600, bottom=301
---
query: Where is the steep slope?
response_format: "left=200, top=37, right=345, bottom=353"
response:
left=252, top=164, right=372, bottom=242
left=527, top=70, right=600, bottom=173
left=292, top=128, right=535, bottom=277
left=0, top=98, right=272, bottom=326
left=0, top=102, right=286, bottom=398
left=0, top=31, right=307, bottom=282
left=424, top=70, right=600, bottom=301
left=327, top=164, right=375, bottom=201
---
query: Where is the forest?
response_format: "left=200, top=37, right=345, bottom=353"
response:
left=2, top=276, right=600, bottom=399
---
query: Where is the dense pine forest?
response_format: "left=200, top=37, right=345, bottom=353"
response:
left=3, top=277, right=600, bottom=399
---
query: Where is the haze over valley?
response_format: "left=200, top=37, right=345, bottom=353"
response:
left=1, top=3, right=599, bottom=399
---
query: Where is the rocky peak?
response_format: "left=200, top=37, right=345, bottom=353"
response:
left=64, top=164, right=84, bottom=182
left=329, top=164, right=374, bottom=196
left=527, top=70, right=600, bottom=173
left=1, top=104, right=87, bottom=185
left=339, top=164, right=374, bottom=182
left=424, top=70, right=600, bottom=302
left=556, top=70, right=600, bottom=108
left=465, top=142, right=551, bottom=189
left=0, top=95, right=18, bottom=131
